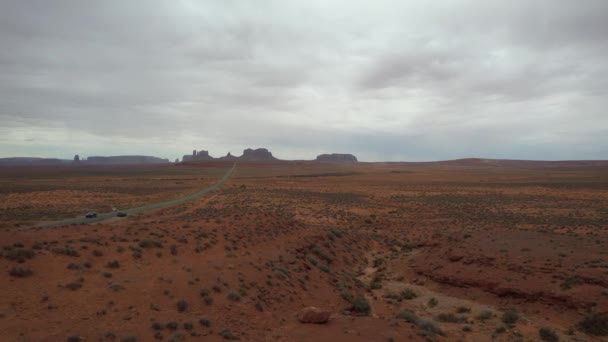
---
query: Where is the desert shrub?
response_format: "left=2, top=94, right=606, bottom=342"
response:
left=170, top=245, right=178, bottom=255
left=227, top=292, right=241, bottom=302
left=3, top=248, right=35, bottom=262
left=457, top=306, right=471, bottom=313
left=427, top=297, right=438, bottom=307
left=66, top=336, right=82, bottom=342
left=108, top=282, right=123, bottom=292
left=318, top=263, right=330, bottom=273
left=539, top=327, right=559, bottom=341
left=9, top=267, right=32, bottom=277
left=183, top=322, right=193, bottom=330
left=340, top=290, right=353, bottom=302
left=106, top=260, right=120, bottom=268
left=166, top=322, right=178, bottom=331
left=351, top=296, right=371, bottom=315
left=65, top=282, right=82, bottom=291
left=396, top=310, right=444, bottom=337
left=218, top=329, right=239, bottom=340
left=255, top=302, right=264, bottom=312
left=92, top=250, right=103, bottom=257
left=53, top=246, right=79, bottom=257
left=199, top=318, right=211, bottom=327
left=138, top=239, right=162, bottom=249
left=119, top=336, right=137, bottom=342
left=400, top=288, right=417, bottom=300
left=203, top=294, right=213, bottom=305
left=578, top=312, right=608, bottom=336
left=305, top=253, right=319, bottom=266
left=176, top=300, right=188, bottom=312
left=437, top=313, right=467, bottom=323
left=151, top=322, right=163, bottom=331
left=396, top=310, right=420, bottom=324
left=418, top=320, right=444, bottom=337
left=560, top=276, right=583, bottom=290
left=477, top=310, right=493, bottom=321
left=311, top=246, right=332, bottom=263
left=370, top=276, right=382, bottom=289
left=501, top=309, right=519, bottom=325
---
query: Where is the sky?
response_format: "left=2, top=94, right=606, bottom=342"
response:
left=1, top=0, right=607, bottom=162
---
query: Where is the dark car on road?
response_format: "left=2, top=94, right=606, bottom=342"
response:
left=85, top=212, right=97, bottom=218
left=117, top=211, right=128, bottom=217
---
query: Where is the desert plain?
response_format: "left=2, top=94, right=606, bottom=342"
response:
left=1, top=160, right=608, bottom=341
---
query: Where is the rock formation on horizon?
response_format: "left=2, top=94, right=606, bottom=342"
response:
left=239, top=148, right=277, bottom=161
left=182, top=149, right=214, bottom=162
left=315, top=153, right=358, bottom=163
left=217, top=152, right=238, bottom=161
left=180, top=148, right=279, bottom=162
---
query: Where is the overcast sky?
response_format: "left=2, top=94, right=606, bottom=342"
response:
left=1, top=0, right=607, bottom=161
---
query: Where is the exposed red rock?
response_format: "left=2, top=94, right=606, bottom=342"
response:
left=297, top=307, right=331, bottom=324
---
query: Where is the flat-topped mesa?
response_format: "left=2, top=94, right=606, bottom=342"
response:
left=315, top=153, right=358, bottom=163
left=239, top=148, right=277, bottom=161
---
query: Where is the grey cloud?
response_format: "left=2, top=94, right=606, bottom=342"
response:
left=0, top=0, right=606, bottom=161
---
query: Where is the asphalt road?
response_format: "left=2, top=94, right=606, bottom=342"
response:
left=34, top=163, right=236, bottom=228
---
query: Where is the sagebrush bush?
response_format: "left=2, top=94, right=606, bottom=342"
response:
left=176, top=300, right=188, bottom=312
left=351, top=296, right=371, bottom=315
left=9, top=266, right=32, bottom=277
left=578, top=312, right=608, bottom=336
left=3, top=248, right=35, bottom=262
left=539, top=327, right=559, bottom=342
left=501, top=309, right=519, bottom=325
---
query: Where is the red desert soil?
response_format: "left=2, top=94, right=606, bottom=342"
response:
left=1, top=161, right=607, bottom=341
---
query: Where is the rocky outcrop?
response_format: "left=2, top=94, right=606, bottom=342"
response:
left=182, top=150, right=214, bottom=162
left=315, top=153, right=358, bottom=163
left=218, top=152, right=238, bottom=161
left=180, top=148, right=279, bottom=162
left=86, top=156, right=170, bottom=164
left=297, top=307, right=331, bottom=324
left=240, top=148, right=277, bottom=161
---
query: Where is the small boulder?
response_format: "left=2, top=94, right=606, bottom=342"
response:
left=298, top=307, right=331, bottom=324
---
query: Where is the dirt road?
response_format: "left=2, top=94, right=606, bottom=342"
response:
left=32, top=163, right=236, bottom=228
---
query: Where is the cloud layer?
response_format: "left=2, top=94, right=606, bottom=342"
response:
left=1, top=0, right=607, bottom=161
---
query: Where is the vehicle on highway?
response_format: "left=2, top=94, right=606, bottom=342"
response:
left=85, top=212, right=97, bottom=218
left=117, top=211, right=128, bottom=217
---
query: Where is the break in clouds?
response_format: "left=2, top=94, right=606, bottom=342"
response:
left=0, top=0, right=607, bottom=161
